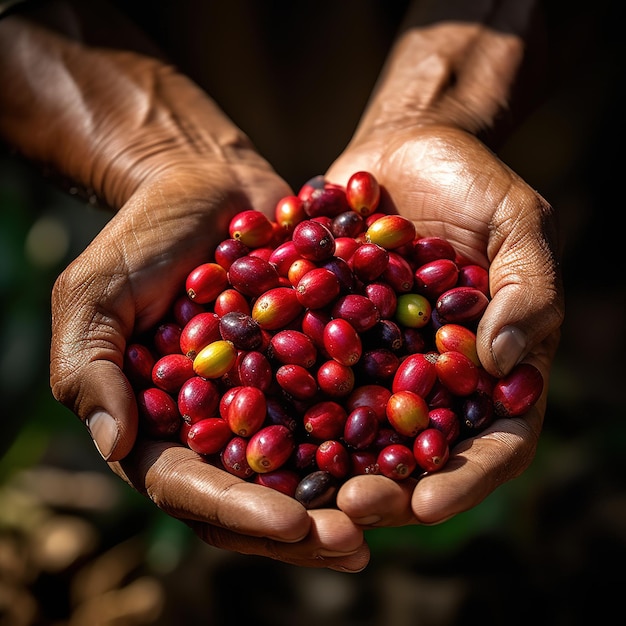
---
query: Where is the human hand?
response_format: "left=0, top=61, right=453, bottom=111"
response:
left=324, top=4, right=564, bottom=528
left=0, top=12, right=369, bottom=571
left=48, top=156, right=369, bottom=571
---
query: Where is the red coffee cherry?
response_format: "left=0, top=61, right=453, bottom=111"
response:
left=185, top=262, right=229, bottom=304
left=377, top=444, right=417, bottom=480
left=492, top=363, right=544, bottom=417
left=246, top=425, right=295, bottom=474
left=229, top=210, right=274, bottom=248
left=346, top=170, right=381, bottom=217
left=413, top=428, right=450, bottom=473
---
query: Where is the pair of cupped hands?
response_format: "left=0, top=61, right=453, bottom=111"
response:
left=47, top=54, right=563, bottom=573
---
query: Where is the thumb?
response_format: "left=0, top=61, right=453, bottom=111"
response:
left=476, top=189, right=564, bottom=377
left=50, top=253, right=138, bottom=462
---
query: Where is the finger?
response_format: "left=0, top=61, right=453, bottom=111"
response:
left=50, top=250, right=138, bottom=461
left=478, top=184, right=564, bottom=377
left=411, top=405, right=543, bottom=524
left=189, top=509, right=370, bottom=572
left=111, top=442, right=369, bottom=571
left=336, top=475, right=417, bottom=527
left=111, top=441, right=311, bottom=541
left=411, top=345, right=551, bottom=524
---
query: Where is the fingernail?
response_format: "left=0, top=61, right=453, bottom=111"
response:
left=86, top=410, right=119, bottom=460
left=491, top=325, right=527, bottom=376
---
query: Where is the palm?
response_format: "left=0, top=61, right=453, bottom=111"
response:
left=328, top=125, right=522, bottom=266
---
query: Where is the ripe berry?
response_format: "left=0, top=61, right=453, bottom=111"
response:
left=413, top=428, right=450, bottom=473
left=492, top=363, right=544, bottom=417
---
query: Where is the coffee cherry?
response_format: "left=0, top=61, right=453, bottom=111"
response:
left=192, top=339, right=237, bottom=379
left=435, top=323, right=480, bottom=366
left=457, top=263, right=489, bottom=296
left=178, top=376, right=220, bottom=424
left=414, top=258, right=459, bottom=300
left=186, top=417, right=232, bottom=456
left=413, top=428, right=450, bottom=472
left=245, top=425, right=295, bottom=474
left=331, top=294, right=380, bottom=333
left=275, top=363, right=318, bottom=400
left=386, top=390, right=430, bottom=438
left=350, top=450, right=380, bottom=476
left=333, top=236, right=360, bottom=261
left=395, top=293, right=432, bottom=329
left=137, top=387, right=181, bottom=438
left=295, top=267, right=341, bottom=309
left=297, top=175, right=326, bottom=203
left=303, top=401, right=348, bottom=441
left=294, top=470, right=339, bottom=509
left=428, top=407, right=461, bottom=444
left=179, top=312, right=221, bottom=358
left=303, top=185, right=350, bottom=219
left=343, top=406, right=379, bottom=450
left=300, top=308, right=331, bottom=353
left=331, top=210, right=365, bottom=238
left=323, top=318, right=362, bottom=366
left=436, top=286, right=489, bottom=326
left=346, top=171, right=381, bottom=217
left=345, top=384, right=391, bottom=423
left=185, top=262, right=229, bottom=304
left=321, top=256, right=355, bottom=294
left=153, top=322, right=183, bottom=356
left=358, top=348, right=400, bottom=383
left=213, top=288, right=251, bottom=317
left=366, top=215, right=416, bottom=250
left=275, top=194, right=306, bottom=233
left=291, top=219, right=336, bottom=261
left=229, top=210, right=274, bottom=248
left=382, top=252, right=414, bottom=293
left=151, top=353, right=194, bottom=393
left=172, top=296, right=205, bottom=328
left=364, top=282, right=397, bottom=319
left=226, top=386, right=267, bottom=437
left=461, top=391, right=495, bottom=434
left=268, top=240, right=302, bottom=276
left=434, top=350, right=479, bottom=397
left=269, top=329, right=317, bottom=368
left=316, top=359, right=355, bottom=398
left=316, top=440, right=351, bottom=479
left=392, top=352, right=438, bottom=398
left=254, top=468, right=301, bottom=497
left=412, top=236, right=456, bottom=265
left=492, top=363, right=543, bottom=417
left=251, top=287, right=303, bottom=330
left=377, top=444, right=417, bottom=480
left=214, top=237, right=249, bottom=270
left=221, top=436, right=255, bottom=479
left=350, top=242, right=389, bottom=281
left=124, top=343, right=155, bottom=389
left=227, top=255, right=280, bottom=297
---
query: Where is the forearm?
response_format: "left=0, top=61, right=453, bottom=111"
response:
left=0, top=1, right=253, bottom=210
left=354, top=0, right=546, bottom=147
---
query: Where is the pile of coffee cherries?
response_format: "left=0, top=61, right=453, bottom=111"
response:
left=124, top=172, right=543, bottom=509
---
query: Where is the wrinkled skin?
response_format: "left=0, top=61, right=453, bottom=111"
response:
left=2, top=0, right=563, bottom=572
left=327, top=124, right=561, bottom=526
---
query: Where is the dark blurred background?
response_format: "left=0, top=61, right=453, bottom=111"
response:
left=1, top=1, right=624, bottom=625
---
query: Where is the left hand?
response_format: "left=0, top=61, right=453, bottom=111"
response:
left=325, top=120, right=562, bottom=527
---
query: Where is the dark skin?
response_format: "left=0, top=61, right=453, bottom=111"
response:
left=0, top=0, right=563, bottom=571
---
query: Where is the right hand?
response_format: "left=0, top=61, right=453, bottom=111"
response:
left=49, top=159, right=369, bottom=571
left=0, top=13, right=369, bottom=571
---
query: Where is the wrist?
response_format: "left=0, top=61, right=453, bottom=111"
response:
left=0, top=14, right=254, bottom=210
left=353, top=0, right=544, bottom=146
